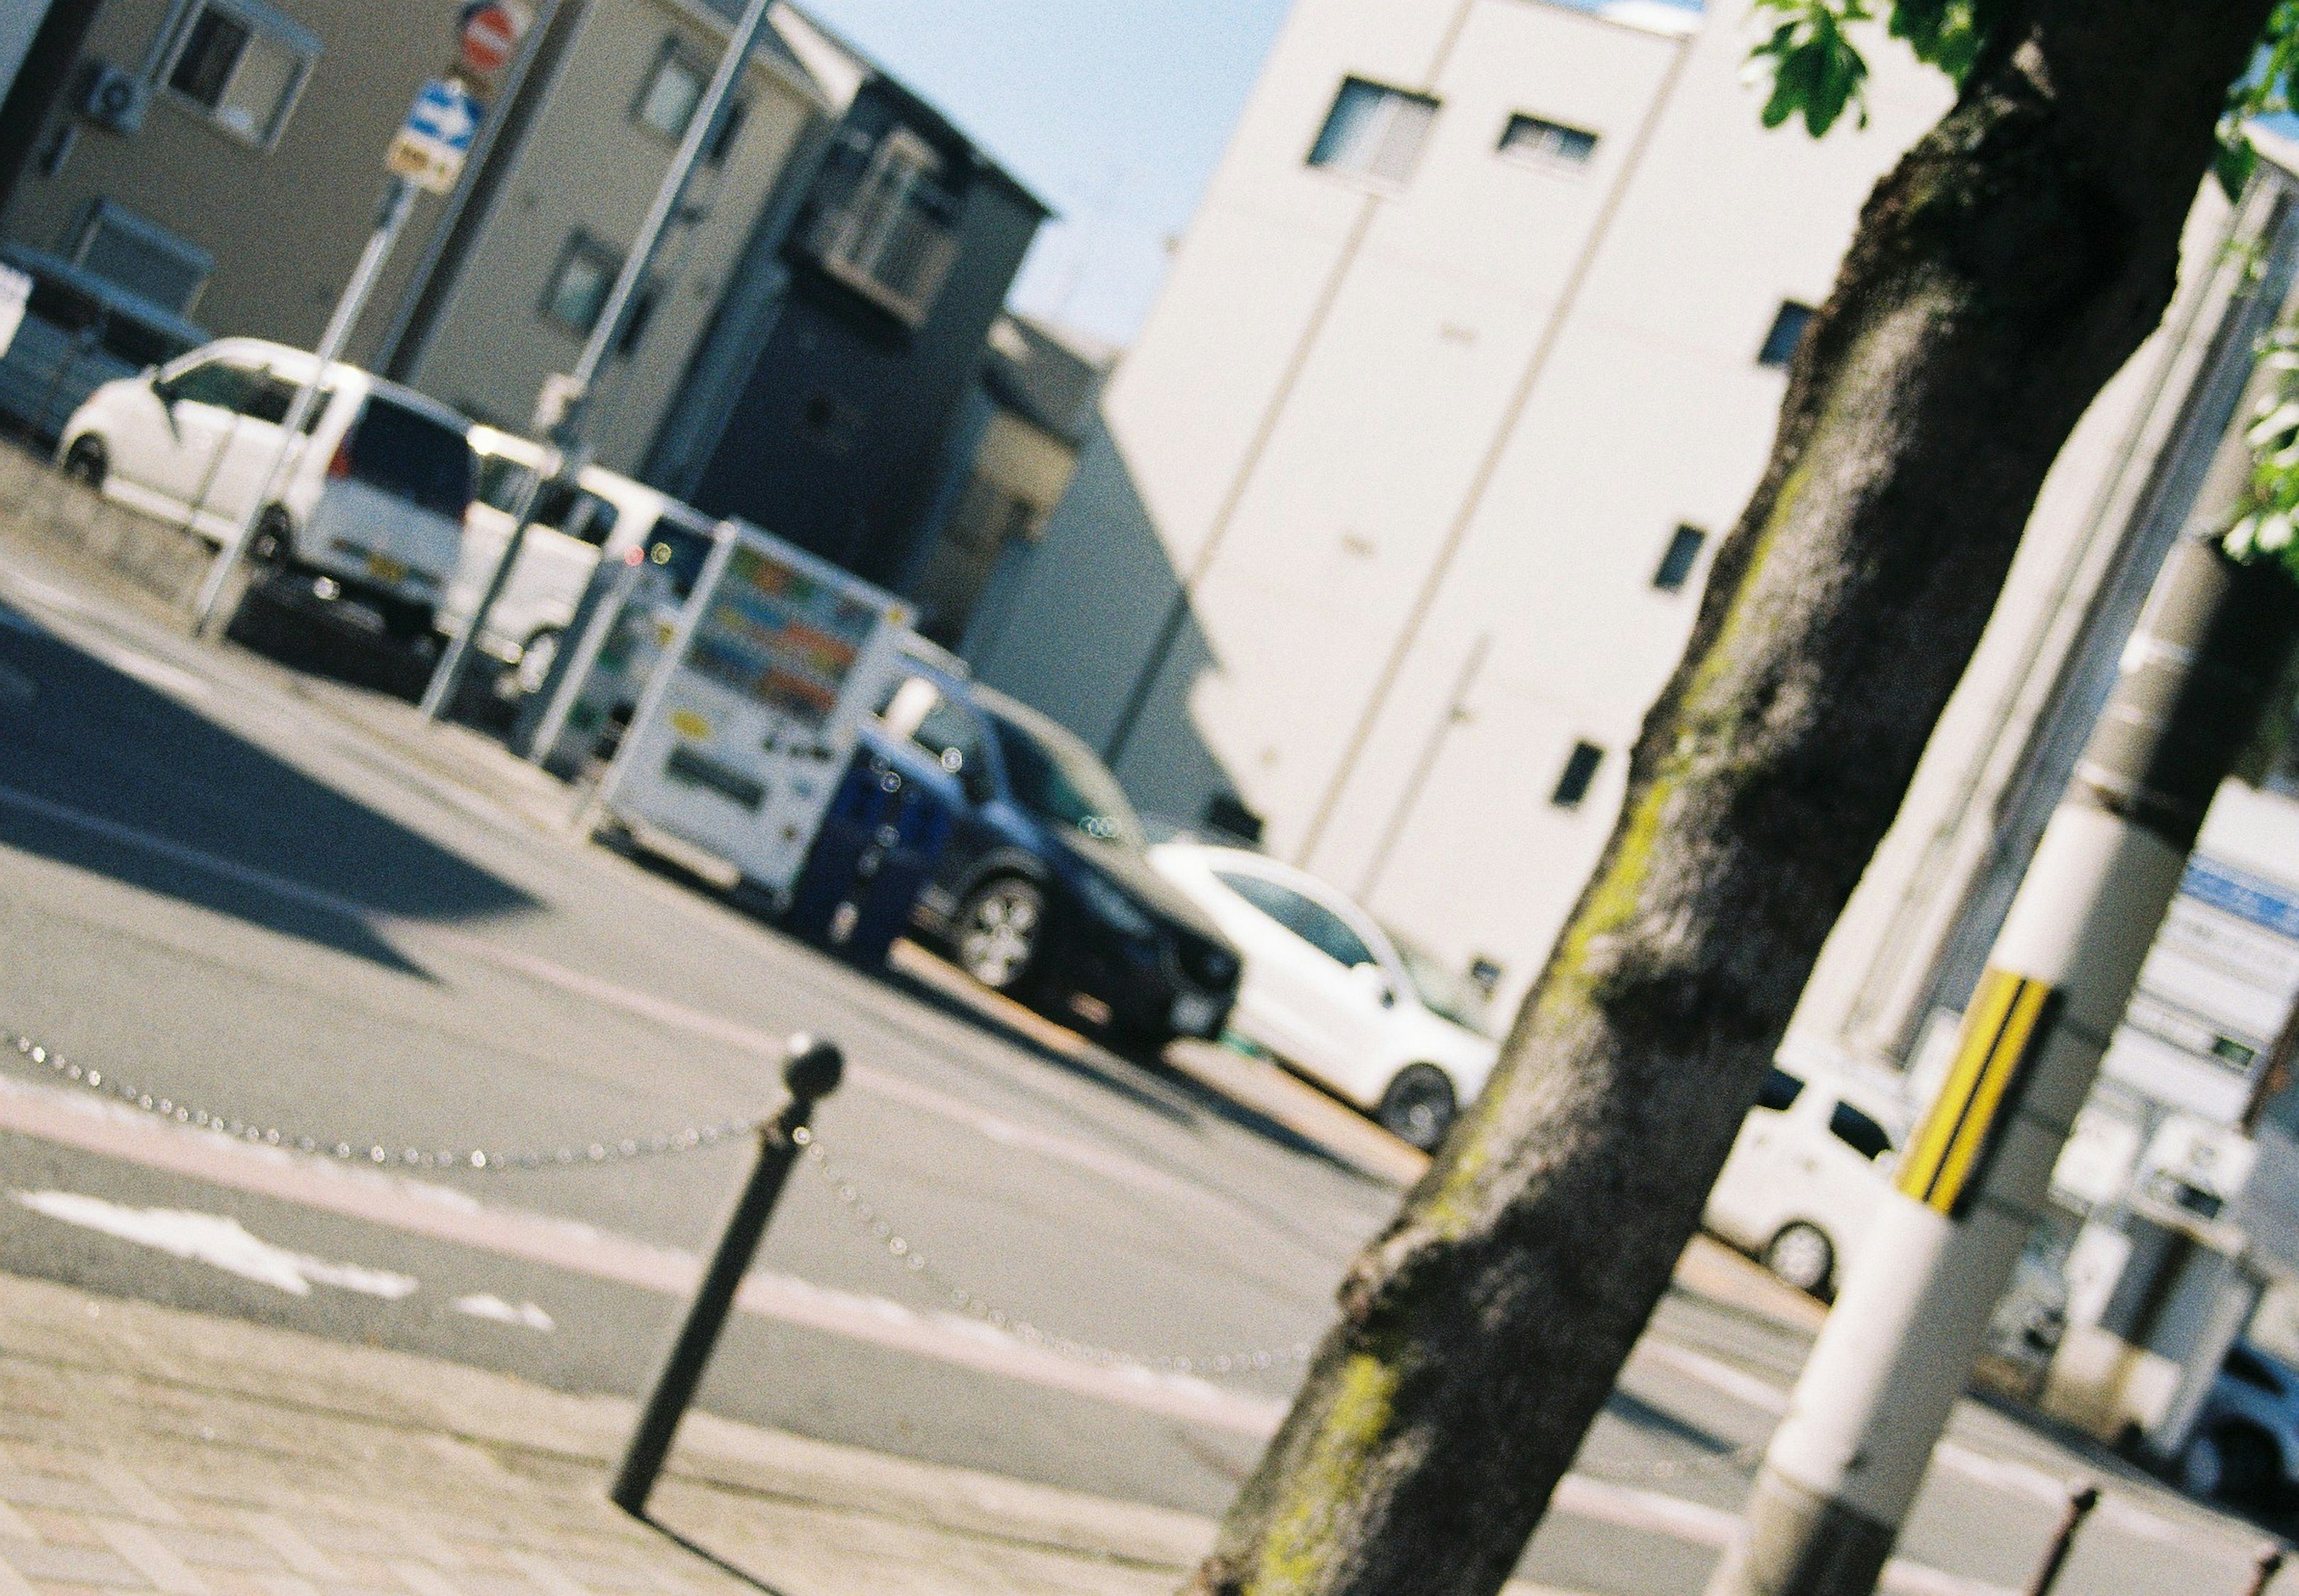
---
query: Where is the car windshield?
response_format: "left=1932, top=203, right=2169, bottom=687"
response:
left=987, top=709, right=1145, bottom=850
left=346, top=398, right=474, bottom=520
left=1385, top=927, right=1492, bottom=1035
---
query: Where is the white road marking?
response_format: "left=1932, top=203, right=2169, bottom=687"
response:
left=452, top=1293, right=554, bottom=1331
left=14, top=1189, right=418, bottom=1299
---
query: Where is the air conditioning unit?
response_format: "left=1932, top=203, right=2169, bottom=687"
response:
left=78, top=63, right=149, bottom=136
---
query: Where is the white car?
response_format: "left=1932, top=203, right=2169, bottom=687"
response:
left=1146, top=841, right=1497, bottom=1148
left=58, top=338, right=474, bottom=651
left=439, top=426, right=718, bottom=695
left=1704, top=1061, right=1907, bottom=1297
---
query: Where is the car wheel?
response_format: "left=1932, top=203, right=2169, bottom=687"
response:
left=1376, top=1064, right=1457, bottom=1151
left=2183, top=1427, right=2276, bottom=1504
left=954, top=876, right=1045, bottom=993
left=1764, top=1222, right=1836, bottom=1298
left=62, top=436, right=106, bottom=489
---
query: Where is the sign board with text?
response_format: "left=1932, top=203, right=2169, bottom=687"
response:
left=387, top=80, right=481, bottom=194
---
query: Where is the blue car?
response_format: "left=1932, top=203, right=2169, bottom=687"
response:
left=2178, top=1341, right=2299, bottom=1506
left=801, top=656, right=1242, bottom=1055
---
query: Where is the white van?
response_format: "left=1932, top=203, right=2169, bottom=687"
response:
left=438, top=426, right=717, bottom=695
left=1704, top=1062, right=1907, bottom=1298
left=58, top=338, right=474, bottom=650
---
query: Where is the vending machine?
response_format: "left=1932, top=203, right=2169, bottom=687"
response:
left=595, top=520, right=912, bottom=907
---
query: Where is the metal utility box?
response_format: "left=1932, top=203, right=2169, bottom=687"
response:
left=596, top=520, right=911, bottom=906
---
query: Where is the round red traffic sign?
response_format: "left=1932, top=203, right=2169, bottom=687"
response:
left=458, top=0, right=530, bottom=76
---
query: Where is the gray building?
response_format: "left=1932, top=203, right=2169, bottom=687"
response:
left=644, top=8, right=1051, bottom=590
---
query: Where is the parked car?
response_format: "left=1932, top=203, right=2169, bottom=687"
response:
left=0, top=245, right=208, bottom=442
left=1704, top=1061, right=1906, bottom=1297
left=57, top=338, right=474, bottom=656
left=1145, top=841, right=1496, bottom=1149
left=441, top=426, right=718, bottom=696
left=840, top=659, right=1241, bottom=1054
left=2179, top=1341, right=2299, bottom=1506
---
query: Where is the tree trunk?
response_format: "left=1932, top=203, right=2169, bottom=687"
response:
left=1184, top=5, right=2274, bottom=1594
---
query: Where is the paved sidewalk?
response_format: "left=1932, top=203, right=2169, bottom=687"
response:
left=0, top=1270, right=1590, bottom=1596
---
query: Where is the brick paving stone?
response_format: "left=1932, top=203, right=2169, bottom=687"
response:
left=0, top=1542, right=148, bottom=1588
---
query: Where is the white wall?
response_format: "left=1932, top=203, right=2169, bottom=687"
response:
left=976, top=0, right=2233, bottom=1049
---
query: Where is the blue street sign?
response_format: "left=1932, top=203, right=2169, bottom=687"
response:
left=405, top=80, right=480, bottom=154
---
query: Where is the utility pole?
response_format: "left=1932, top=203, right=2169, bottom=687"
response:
left=419, top=0, right=772, bottom=723
left=192, top=177, right=418, bottom=631
left=1706, top=526, right=2299, bottom=1596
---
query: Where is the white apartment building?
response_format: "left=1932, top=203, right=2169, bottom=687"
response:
left=968, top=0, right=2270, bottom=1079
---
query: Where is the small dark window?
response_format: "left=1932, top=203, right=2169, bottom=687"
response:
left=1309, top=77, right=1439, bottom=186
left=1204, top=792, right=1266, bottom=846
left=1654, top=524, right=1706, bottom=593
left=1757, top=1067, right=1804, bottom=1113
left=1759, top=302, right=1815, bottom=369
left=633, top=43, right=707, bottom=140
left=1499, top=113, right=1599, bottom=169
left=1829, top=1102, right=1894, bottom=1162
left=705, top=99, right=750, bottom=166
left=542, top=234, right=620, bottom=335
left=1552, top=741, right=1604, bottom=809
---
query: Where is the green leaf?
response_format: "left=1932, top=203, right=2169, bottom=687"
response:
left=1746, top=1, right=1872, bottom=136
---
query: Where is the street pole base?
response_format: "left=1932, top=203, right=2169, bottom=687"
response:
left=1706, top=1467, right=1897, bottom=1596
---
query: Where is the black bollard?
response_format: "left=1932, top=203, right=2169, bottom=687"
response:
left=2025, top=1482, right=2099, bottom=1596
left=2249, top=1546, right=2288, bottom=1596
left=609, top=1034, right=843, bottom=1516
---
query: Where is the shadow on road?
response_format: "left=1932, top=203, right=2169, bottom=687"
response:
left=0, top=600, right=533, bottom=975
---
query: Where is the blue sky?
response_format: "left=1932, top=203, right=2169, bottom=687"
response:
left=799, top=1, right=1705, bottom=349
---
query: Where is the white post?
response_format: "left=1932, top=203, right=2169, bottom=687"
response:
left=1704, top=535, right=2299, bottom=1596
left=419, top=0, right=773, bottom=722
left=193, top=177, right=417, bottom=632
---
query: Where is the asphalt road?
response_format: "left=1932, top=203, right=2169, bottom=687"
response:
left=0, top=521, right=2279, bottom=1596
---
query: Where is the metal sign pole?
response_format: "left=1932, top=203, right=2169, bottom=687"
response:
left=420, top=0, right=774, bottom=723
left=192, top=177, right=417, bottom=632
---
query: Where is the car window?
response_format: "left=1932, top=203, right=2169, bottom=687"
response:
left=1757, top=1067, right=1804, bottom=1114
left=528, top=480, right=620, bottom=547
left=341, top=398, right=474, bottom=520
left=1215, top=870, right=1375, bottom=968
left=2227, top=1346, right=2284, bottom=1394
left=1385, top=925, right=1492, bottom=1034
left=25, top=276, right=100, bottom=333
left=988, top=711, right=1145, bottom=849
left=1828, top=1101, right=1894, bottom=1162
left=912, top=698, right=993, bottom=802
left=162, top=359, right=263, bottom=411
left=244, top=372, right=333, bottom=432
left=102, top=314, right=190, bottom=370
left=477, top=454, right=533, bottom=512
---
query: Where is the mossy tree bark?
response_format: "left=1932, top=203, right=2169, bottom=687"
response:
left=1185, top=5, right=2276, bottom=1594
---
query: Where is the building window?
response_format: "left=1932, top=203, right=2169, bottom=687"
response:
left=159, top=0, right=318, bottom=148
left=802, top=126, right=965, bottom=324
left=1499, top=113, right=1598, bottom=170
left=704, top=98, right=749, bottom=166
left=1759, top=301, right=1816, bottom=369
left=72, top=200, right=213, bottom=312
left=1653, top=524, right=1707, bottom=593
left=541, top=233, right=620, bottom=335
left=633, top=41, right=707, bottom=140
left=1552, top=741, right=1605, bottom=809
left=1308, top=77, right=1439, bottom=187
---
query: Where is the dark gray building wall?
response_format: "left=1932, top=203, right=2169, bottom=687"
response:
left=672, top=86, right=1046, bottom=587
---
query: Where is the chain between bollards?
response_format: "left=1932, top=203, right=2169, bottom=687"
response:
left=2024, top=1482, right=2097, bottom=1596
left=609, top=1033, right=842, bottom=1518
